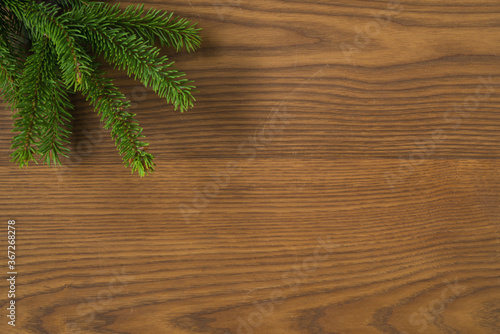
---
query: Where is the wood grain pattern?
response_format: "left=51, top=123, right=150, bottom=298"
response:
left=1, top=0, right=499, bottom=333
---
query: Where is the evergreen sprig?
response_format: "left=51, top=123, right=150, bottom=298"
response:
left=0, top=0, right=201, bottom=176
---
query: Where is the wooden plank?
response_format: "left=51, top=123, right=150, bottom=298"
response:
left=0, top=0, right=498, bottom=333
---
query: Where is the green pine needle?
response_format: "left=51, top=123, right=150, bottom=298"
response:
left=0, top=0, right=201, bottom=177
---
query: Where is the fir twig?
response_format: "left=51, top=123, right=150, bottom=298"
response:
left=10, top=37, right=51, bottom=167
left=0, top=0, right=201, bottom=176
left=69, top=6, right=196, bottom=112
left=21, top=1, right=92, bottom=89
left=80, top=64, right=155, bottom=177
left=77, top=3, right=202, bottom=52
left=37, top=41, right=73, bottom=166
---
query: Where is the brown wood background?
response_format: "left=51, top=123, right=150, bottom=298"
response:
left=1, top=0, right=499, bottom=333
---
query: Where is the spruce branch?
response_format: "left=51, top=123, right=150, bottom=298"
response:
left=75, top=3, right=201, bottom=52
left=69, top=9, right=196, bottom=112
left=0, top=3, right=27, bottom=111
left=0, top=0, right=201, bottom=176
left=79, top=64, right=155, bottom=177
left=0, top=36, right=19, bottom=110
left=37, top=41, right=73, bottom=166
left=10, top=37, right=51, bottom=167
left=20, top=1, right=92, bottom=89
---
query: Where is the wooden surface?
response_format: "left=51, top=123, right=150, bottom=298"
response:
left=1, top=0, right=499, bottom=333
